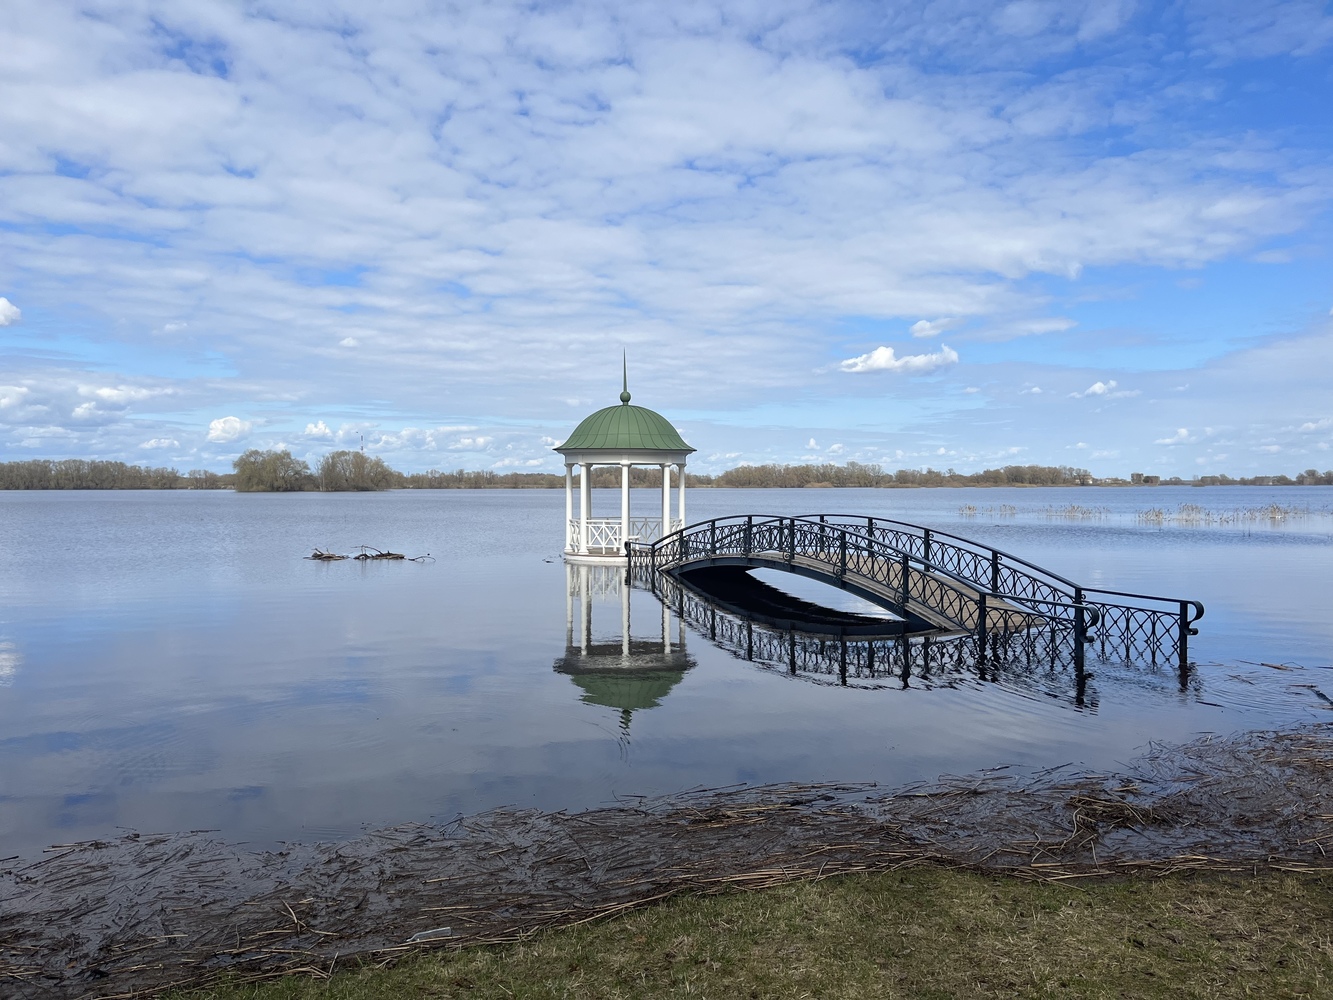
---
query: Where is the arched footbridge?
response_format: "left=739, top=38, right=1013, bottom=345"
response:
left=627, top=515, right=1204, bottom=669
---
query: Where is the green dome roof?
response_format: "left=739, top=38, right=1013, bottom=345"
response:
left=556, top=402, right=695, bottom=453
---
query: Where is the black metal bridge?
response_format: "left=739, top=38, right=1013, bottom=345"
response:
left=626, top=514, right=1204, bottom=670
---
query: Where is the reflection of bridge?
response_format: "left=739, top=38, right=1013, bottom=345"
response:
left=648, top=568, right=1113, bottom=706
left=629, top=515, right=1205, bottom=670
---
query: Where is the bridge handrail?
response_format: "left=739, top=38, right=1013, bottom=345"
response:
left=639, top=515, right=1101, bottom=629
left=796, top=513, right=1081, bottom=590
left=647, top=514, right=1202, bottom=620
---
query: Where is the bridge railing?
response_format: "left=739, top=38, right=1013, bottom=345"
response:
left=648, top=564, right=1122, bottom=702
left=628, top=514, right=1203, bottom=667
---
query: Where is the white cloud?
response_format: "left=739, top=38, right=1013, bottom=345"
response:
left=451, top=436, right=493, bottom=450
left=138, top=438, right=179, bottom=449
left=1020, top=385, right=1043, bottom=395
left=1298, top=417, right=1331, bottom=432
left=0, top=298, right=20, bottom=326
left=0, top=386, right=31, bottom=410
left=827, top=443, right=845, bottom=454
left=207, top=416, right=252, bottom=443
left=839, top=345, right=959, bottom=374
left=963, top=386, right=980, bottom=394
left=910, top=318, right=959, bottom=338
left=1154, top=427, right=1195, bottom=445
left=304, top=420, right=333, bottom=438
left=807, top=437, right=818, bottom=449
left=77, top=384, right=164, bottom=405
left=1070, top=379, right=1139, bottom=399
left=0, top=2, right=1328, bottom=475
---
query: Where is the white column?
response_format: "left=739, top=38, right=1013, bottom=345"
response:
left=564, top=464, right=573, bottom=551
left=579, top=462, right=591, bottom=554
left=661, top=464, right=670, bottom=538
left=620, top=461, right=631, bottom=552
left=677, top=462, right=686, bottom=528
left=662, top=601, right=671, bottom=654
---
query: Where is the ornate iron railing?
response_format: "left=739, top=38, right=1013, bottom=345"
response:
left=628, top=514, right=1203, bottom=668
left=643, top=567, right=1109, bottom=704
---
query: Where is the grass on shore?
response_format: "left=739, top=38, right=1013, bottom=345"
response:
left=184, top=867, right=1333, bottom=1000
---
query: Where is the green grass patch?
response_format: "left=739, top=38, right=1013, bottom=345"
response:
left=183, top=868, right=1333, bottom=999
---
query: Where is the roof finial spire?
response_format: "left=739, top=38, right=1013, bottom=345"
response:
left=620, top=351, right=631, bottom=404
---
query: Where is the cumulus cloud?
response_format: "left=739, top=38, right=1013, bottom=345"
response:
left=0, top=2, right=1329, bottom=473
left=138, top=438, right=179, bottom=449
left=1154, top=428, right=1195, bottom=445
left=207, top=416, right=252, bottom=443
left=1070, top=379, right=1139, bottom=399
left=1020, top=385, right=1043, bottom=395
left=0, top=298, right=20, bottom=326
left=839, top=345, right=959, bottom=374
left=304, top=420, right=334, bottom=438
left=910, top=318, right=959, bottom=338
left=1299, top=417, right=1332, bottom=432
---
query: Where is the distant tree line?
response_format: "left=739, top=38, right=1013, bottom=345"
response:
left=699, top=462, right=1095, bottom=488
left=3, top=454, right=1332, bottom=491
left=0, top=459, right=230, bottom=490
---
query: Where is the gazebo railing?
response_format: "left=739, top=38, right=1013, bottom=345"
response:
left=570, top=516, right=685, bottom=551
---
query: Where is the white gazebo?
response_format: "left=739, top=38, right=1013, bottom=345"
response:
left=555, top=367, right=695, bottom=563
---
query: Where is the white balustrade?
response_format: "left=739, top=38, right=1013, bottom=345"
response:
left=567, top=516, right=681, bottom=552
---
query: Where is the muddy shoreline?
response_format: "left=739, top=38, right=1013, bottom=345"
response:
left=4, top=724, right=1332, bottom=999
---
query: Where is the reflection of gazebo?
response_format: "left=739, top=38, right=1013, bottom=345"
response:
left=555, top=563, right=693, bottom=733
left=555, top=363, right=695, bottom=562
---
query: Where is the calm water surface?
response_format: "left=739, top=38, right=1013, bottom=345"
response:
left=1, top=486, right=1331, bottom=859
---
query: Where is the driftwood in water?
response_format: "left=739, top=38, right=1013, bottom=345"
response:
left=355, top=545, right=406, bottom=560
left=306, top=546, right=433, bottom=562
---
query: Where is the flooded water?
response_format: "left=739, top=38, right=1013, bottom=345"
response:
left=1, top=486, right=1331, bottom=859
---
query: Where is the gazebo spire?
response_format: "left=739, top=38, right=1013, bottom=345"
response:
left=620, top=351, right=631, bottom=404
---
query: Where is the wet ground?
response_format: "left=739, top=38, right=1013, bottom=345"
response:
left=4, top=723, right=1332, bottom=999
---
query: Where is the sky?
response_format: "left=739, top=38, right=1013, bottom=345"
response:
left=1, top=0, right=1331, bottom=478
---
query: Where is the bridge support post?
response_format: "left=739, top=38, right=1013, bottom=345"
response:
left=899, top=553, right=910, bottom=606
left=1178, top=601, right=1191, bottom=685
left=744, top=516, right=752, bottom=555
left=838, top=532, right=847, bottom=579
left=976, top=592, right=988, bottom=667
left=1074, top=603, right=1086, bottom=674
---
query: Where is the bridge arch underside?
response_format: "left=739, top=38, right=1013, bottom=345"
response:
left=672, top=558, right=944, bottom=636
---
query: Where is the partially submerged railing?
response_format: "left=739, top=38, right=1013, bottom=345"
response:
left=648, top=566, right=1109, bottom=703
left=628, top=514, right=1203, bottom=668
